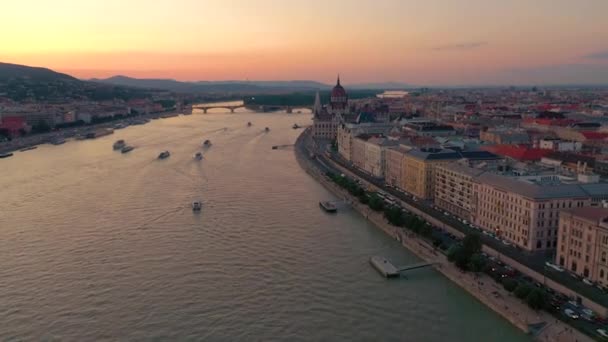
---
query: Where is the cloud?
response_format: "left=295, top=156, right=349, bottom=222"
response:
left=584, top=49, right=608, bottom=59
left=432, top=41, right=488, bottom=51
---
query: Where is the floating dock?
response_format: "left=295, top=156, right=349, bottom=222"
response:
left=369, top=256, right=400, bottom=278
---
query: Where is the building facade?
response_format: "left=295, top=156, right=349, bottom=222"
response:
left=435, top=163, right=484, bottom=221
left=385, top=147, right=409, bottom=189
left=312, top=77, right=348, bottom=140
left=556, top=208, right=608, bottom=285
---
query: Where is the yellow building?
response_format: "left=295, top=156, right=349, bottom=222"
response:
left=402, top=148, right=462, bottom=200
left=556, top=208, right=608, bottom=285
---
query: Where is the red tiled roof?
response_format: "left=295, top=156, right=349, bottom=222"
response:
left=581, top=131, right=608, bottom=140
left=481, top=144, right=552, bottom=161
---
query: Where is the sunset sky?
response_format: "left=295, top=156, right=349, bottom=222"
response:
left=2, top=0, right=608, bottom=85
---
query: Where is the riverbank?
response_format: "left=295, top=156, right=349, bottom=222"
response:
left=294, top=129, right=590, bottom=342
left=0, top=109, right=183, bottom=154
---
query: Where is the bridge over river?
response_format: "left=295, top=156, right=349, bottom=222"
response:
left=193, top=104, right=312, bottom=113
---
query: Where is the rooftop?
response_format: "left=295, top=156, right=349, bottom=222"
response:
left=564, top=207, right=608, bottom=226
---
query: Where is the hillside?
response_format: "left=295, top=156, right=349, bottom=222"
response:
left=0, top=62, right=78, bottom=82
left=0, top=62, right=155, bottom=102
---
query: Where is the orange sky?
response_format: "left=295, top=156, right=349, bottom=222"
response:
left=2, top=0, right=608, bottom=85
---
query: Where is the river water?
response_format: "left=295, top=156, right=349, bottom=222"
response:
left=0, top=106, right=530, bottom=341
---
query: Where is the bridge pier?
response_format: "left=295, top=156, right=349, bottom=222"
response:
left=230, top=108, right=235, bottom=113
left=203, top=108, right=208, bottom=114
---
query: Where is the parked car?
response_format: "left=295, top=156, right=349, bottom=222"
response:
left=596, top=329, right=608, bottom=338
left=564, top=308, right=579, bottom=319
left=583, top=278, right=594, bottom=286
left=545, top=261, right=564, bottom=272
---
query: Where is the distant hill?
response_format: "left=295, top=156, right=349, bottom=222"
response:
left=0, top=62, right=158, bottom=102
left=93, top=76, right=414, bottom=92
left=0, top=62, right=78, bottom=82
left=92, top=76, right=331, bottom=93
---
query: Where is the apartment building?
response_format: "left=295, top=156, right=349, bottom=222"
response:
left=556, top=207, right=608, bottom=286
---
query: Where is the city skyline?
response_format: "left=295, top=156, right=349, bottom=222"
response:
left=2, top=0, right=608, bottom=85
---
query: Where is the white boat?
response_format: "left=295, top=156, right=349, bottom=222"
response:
left=194, top=152, right=203, bottom=160
left=158, top=151, right=170, bottom=159
left=319, top=201, right=337, bottom=213
left=265, top=127, right=270, bottom=132
left=203, top=139, right=212, bottom=147
left=113, top=140, right=126, bottom=150
left=192, top=201, right=202, bottom=211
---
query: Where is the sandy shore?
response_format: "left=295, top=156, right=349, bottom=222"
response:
left=294, top=129, right=590, bottom=342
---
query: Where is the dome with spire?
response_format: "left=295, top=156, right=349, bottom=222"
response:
left=330, top=76, right=348, bottom=109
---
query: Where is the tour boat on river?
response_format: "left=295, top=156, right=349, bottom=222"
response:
left=158, top=151, right=170, bottom=159
left=192, top=201, right=202, bottom=211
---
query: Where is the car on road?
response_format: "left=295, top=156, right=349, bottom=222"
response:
left=545, top=261, right=564, bottom=272
left=583, top=278, right=594, bottom=286
left=564, top=308, right=579, bottom=319
left=597, top=329, right=608, bottom=339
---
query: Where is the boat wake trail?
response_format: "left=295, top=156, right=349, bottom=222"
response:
left=136, top=206, right=184, bottom=230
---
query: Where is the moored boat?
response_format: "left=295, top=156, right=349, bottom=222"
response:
left=319, top=201, right=337, bottom=213
left=113, top=139, right=126, bottom=150
left=203, top=139, right=212, bottom=147
left=158, top=151, right=170, bottom=159
left=51, top=138, right=66, bottom=145
left=247, top=122, right=252, bottom=127
left=194, top=152, right=203, bottom=160
left=292, top=123, right=300, bottom=129
left=0, top=152, right=14, bottom=158
left=265, top=127, right=270, bottom=132
left=121, top=145, right=134, bottom=153
left=19, top=146, right=38, bottom=152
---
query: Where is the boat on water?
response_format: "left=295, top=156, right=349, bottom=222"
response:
left=194, top=152, right=203, bottom=160
left=121, top=145, right=134, bottom=153
left=192, top=201, right=202, bottom=211
left=203, top=139, right=212, bottom=147
left=113, top=139, right=126, bottom=150
left=0, top=152, right=14, bottom=158
left=265, top=127, right=270, bottom=132
left=19, top=146, right=38, bottom=152
left=319, top=201, right=337, bottom=213
left=158, top=151, right=170, bottom=159
left=247, top=122, right=252, bottom=127
left=292, top=123, right=300, bottom=129
left=51, top=138, right=66, bottom=145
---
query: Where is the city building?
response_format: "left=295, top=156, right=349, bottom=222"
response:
left=385, top=147, right=409, bottom=189
left=556, top=207, right=608, bottom=285
left=337, top=121, right=393, bottom=161
left=402, top=148, right=464, bottom=199
left=435, top=162, right=486, bottom=221
left=312, top=76, right=348, bottom=140
left=473, top=173, right=608, bottom=251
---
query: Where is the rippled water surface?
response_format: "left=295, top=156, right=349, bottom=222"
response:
left=0, top=109, right=530, bottom=341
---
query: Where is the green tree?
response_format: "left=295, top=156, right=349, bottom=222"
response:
left=514, top=284, right=532, bottom=299
left=468, top=253, right=487, bottom=273
left=384, top=206, right=404, bottom=226
left=31, top=120, right=51, bottom=133
left=447, top=245, right=461, bottom=262
left=502, top=278, right=518, bottom=292
left=462, top=233, right=482, bottom=257
left=368, top=194, right=384, bottom=211
left=525, top=289, right=548, bottom=311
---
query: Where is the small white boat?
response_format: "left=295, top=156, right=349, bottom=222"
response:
left=158, top=151, right=170, bottom=159
left=265, top=127, right=270, bottom=132
left=319, top=201, right=337, bottom=213
left=203, top=139, right=212, bottom=147
left=194, top=152, right=203, bottom=160
left=292, top=124, right=300, bottom=129
left=192, top=201, right=202, bottom=211
left=113, top=140, right=126, bottom=150
left=247, top=122, right=252, bottom=127
left=0, top=152, right=14, bottom=159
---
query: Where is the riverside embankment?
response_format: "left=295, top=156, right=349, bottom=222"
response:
left=294, top=128, right=591, bottom=342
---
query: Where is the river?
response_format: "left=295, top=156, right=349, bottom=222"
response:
left=0, top=107, right=530, bottom=341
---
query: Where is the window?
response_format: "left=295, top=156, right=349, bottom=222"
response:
left=601, top=269, right=605, bottom=279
